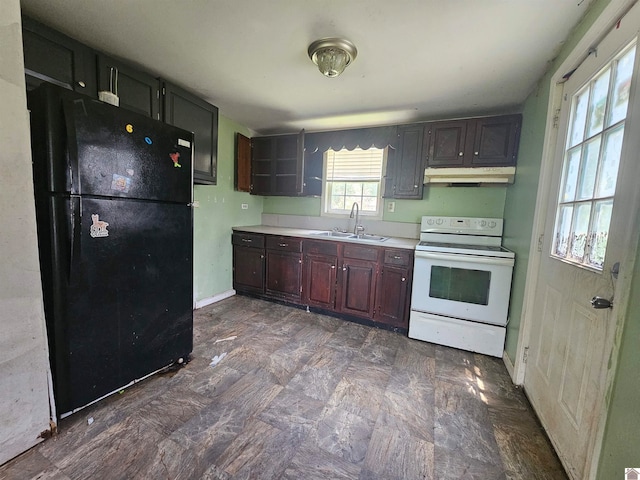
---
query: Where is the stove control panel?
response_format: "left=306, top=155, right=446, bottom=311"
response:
left=420, top=216, right=503, bottom=236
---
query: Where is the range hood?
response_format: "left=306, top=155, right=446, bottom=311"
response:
left=423, top=166, right=515, bottom=185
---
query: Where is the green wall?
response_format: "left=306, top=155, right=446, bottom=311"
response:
left=193, top=115, right=261, bottom=302
left=264, top=186, right=507, bottom=224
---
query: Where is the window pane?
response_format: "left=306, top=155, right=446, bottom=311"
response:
left=588, top=200, right=613, bottom=268
left=345, top=183, right=362, bottom=196
left=331, top=194, right=344, bottom=211
left=576, top=136, right=601, bottom=200
left=554, top=205, right=574, bottom=257
left=570, top=203, right=592, bottom=262
left=608, top=45, right=636, bottom=127
left=586, top=68, right=611, bottom=138
left=562, top=147, right=582, bottom=202
left=568, top=87, right=590, bottom=147
left=332, top=182, right=346, bottom=195
left=344, top=196, right=361, bottom=208
left=361, top=196, right=378, bottom=212
left=596, top=125, right=624, bottom=198
left=362, top=182, right=378, bottom=196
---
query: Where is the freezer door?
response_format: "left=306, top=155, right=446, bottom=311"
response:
left=64, top=96, right=193, bottom=203
left=51, top=196, right=192, bottom=414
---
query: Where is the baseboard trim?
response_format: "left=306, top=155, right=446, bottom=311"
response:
left=195, top=290, right=236, bottom=310
left=502, top=350, right=516, bottom=382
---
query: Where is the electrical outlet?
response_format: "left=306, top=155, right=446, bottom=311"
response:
left=387, top=201, right=396, bottom=213
left=241, top=203, right=248, bottom=210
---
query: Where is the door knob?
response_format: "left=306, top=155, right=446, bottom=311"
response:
left=591, top=296, right=613, bottom=309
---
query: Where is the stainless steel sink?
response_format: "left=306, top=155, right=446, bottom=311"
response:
left=351, top=234, right=389, bottom=242
left=310, top=231, right=389, bottom=242
left=310, top=231, right=354, bottom=238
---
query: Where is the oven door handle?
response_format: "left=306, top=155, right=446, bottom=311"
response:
left=415, top=250, right=514, bottom=266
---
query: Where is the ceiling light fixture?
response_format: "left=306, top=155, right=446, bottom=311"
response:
left=308, top=38, right=357, bottom=78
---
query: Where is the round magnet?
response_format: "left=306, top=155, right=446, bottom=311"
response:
left=125, top=124, right=134, bottom=133
left=144, top=137, right=153, bottom=145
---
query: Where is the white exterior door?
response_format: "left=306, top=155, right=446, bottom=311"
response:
left=524, top=5, right=640, bottom=479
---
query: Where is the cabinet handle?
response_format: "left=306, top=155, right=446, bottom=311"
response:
left=342, top=266, right=347, bottom=271
left=393, top=255, right=402, bottom=259
left=279, top=243, right=288, bottom=247
left=241, top=238, right=252, bottom=243
left=331, top=265, right=336, bottom=269
left=77, top=81, right=86, bottom=88
left=414, top=185, right=418, bottom=188
left=402, top=277, right=406, bottom=282
left=458, top=152, right=464, bottom=156
left=474, top=151, right=479, bottom=155
left=260, top=255, right=264, bottom=259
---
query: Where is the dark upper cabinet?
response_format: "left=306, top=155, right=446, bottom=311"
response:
left=387, top=124, right=426, bottom=199
left=469, top=115, right=522, bottom=166
left=22, top=16, right=97, bottom=96
left=251, top=131, right=304, bottom=196
left=97, top=55, right=161, bottom=120
left=164, top=82, right=219, bottom=185
left=425, top=120, right=468, bottom=167
left=235, top=133, right=252, bottom=192
left=426, top=114, right=521, bottom=168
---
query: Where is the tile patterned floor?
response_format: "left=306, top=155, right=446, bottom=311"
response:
left=0, top=296, right=567, bottom=479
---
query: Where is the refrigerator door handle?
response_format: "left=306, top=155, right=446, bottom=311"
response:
left=69, top=196, right=81, bottom=280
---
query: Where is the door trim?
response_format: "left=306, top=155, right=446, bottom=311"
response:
left=513, top=0, right=640, bottom=477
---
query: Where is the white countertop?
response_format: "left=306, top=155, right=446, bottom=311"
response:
left=233, top=225, right=418, bottom=250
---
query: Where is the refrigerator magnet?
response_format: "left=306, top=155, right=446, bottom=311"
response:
left=169, top=152, right=182, bottom=168
left=125, top=124, right=134, bottom=133
left=90, top=214, right=109, bottom=238
left=111, top=174, right=132, bottom=193
left=144, top=136, right=153, bottom=145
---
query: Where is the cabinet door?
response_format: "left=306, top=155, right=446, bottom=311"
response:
left=164, top=82, right=219, bottom=185
left=391, top=125, right=425, bottom=199
left=426, top=121, right=468, bottom=167
left=251, top=133, right=303, bottom=196
left=338, top=258, right=377, bottom=318
left=469, top=114, right=521, bottom=166
left=303, top=253, right=337, bottom=309
left=22, top=16, right=97, bottom=96
left=375, top=265, right=411, bottom=329
left=97, top=55, right=161, bottom=119
left=236, top=133, right=251, bottom=192
left=233, top=245, right=265, bottom=294
left=265, top=250, right=302, bottom=301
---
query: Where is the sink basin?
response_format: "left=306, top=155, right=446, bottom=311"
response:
left=310, top=231, right=389, bottom=242
left=310, top=231, right=354, bottom=238
left=351, top=234, right=389, bottom=242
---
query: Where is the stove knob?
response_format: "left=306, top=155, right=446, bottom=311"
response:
left=427, top=219, right=434, bottom=225
left=480, top=220, right=487, bottom=227
left=489, top=221, right=497, bottom=228
left=436, top=218, right=443, bottom=225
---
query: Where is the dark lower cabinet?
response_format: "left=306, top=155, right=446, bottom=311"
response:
left=374, top=249, right=413, bottom=330
left=303, top=241, right=338, bottom=309
left=232, top=231, right=413, bottom=331
left=338, top=258, right=378, bottom=319
left=232, top=233, right=265, bottom=294
left=265, top=236, right=303, bottom=301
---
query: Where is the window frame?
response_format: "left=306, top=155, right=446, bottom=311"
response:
left=320, top=147, right=387, bottom=220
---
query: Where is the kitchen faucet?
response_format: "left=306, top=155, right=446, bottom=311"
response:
left=349, top=202, right=364, bottom=236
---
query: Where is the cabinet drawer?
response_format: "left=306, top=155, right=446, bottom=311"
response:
left=384, top=249, right=412, bottom=267
left=303, top=240, right=338, bottom=256
left=342, top=244, right=379, bottom=262
left=266, top=235, right=303, bottom=252
left=232, top=232, right=265, bottom=248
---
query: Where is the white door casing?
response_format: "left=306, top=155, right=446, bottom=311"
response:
left=517, top=3, right=640, bottom=479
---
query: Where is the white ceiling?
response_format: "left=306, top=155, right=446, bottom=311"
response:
left=20, top=0, right=592, bottom=135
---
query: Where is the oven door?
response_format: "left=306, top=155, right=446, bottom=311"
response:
left=411, top=250, right=514, bottom=326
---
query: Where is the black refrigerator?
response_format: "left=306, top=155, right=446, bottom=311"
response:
left=29, top=84, right=194, bottom=417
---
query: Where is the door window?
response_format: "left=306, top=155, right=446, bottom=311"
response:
left=552, top=42, right=636, bottom=270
